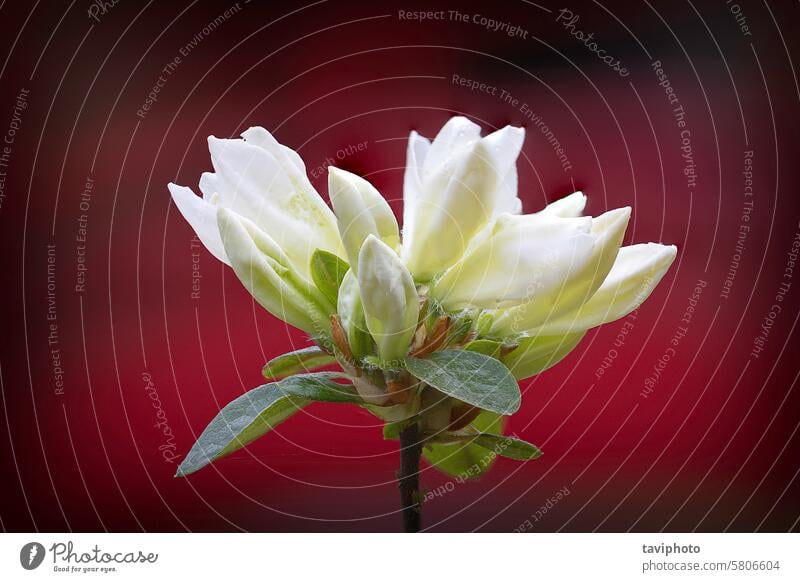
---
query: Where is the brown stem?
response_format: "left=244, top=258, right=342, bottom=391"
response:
left=397, top=423, right=423, bottom=532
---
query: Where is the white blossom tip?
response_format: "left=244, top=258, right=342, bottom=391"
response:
left=538, top=191, right=588, bottom=218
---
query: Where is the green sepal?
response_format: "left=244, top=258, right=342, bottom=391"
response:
left=445, top=310, right=474, bottom=346
left=475, top=310, right=493, bottom=336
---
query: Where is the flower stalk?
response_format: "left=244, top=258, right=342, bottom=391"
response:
left=398, top=422, right=423, bottom=533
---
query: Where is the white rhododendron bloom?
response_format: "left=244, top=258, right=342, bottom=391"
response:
left=401, top=117, right=525, bottom=280
left=171, top=117, right=679, bottom=528
left=168, top=115, right=676, bottom=402
left=168, top=127, right=343, bottom=278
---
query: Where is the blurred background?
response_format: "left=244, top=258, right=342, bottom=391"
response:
left=0, top=0, right=799, bottom=532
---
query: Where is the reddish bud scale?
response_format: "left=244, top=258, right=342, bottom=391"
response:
left=447, top=404, right=481, bottom=431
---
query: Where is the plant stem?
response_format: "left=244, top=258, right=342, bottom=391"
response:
left=397, top=423, right=423, bottom=532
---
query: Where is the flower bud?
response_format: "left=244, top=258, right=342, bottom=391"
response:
left=328, top=167, right=399, bottom=272
left=357, top=235, right=420, bottom=365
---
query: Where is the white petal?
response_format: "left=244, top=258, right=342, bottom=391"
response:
left=422, top=116, right=481, bottom=176
left=168, top=183, right=229, bottom=265
left=533, top=243, right=677, bottom=335
left=337, top=270, right=374, bottom=359
left=489, top=207, right=630, bottom=336
left=433, top=214, right=596, bottom=310
left=217, top=207, right=329, bottom=335
left=537, top=191, right=587, bottom=217
left=403, top=139, right=490, bottom=278
left=240, top=126, right=307, bottom=176
left=494, top=165, right=522, bottom=216
left=198, top=171, right=224, bottom=202
left=401, top=130, right=431, bottom=248
left=201, top=134, right=342, bottom=278
left=204, top=135, right=290, bottom=212
left=587, top=207, right=631, bottom=290
left=337, top=270, right=360, bottom=340
left=481, top=125, right=525, bottom=217
left=479, top=125, right=525, bottom=180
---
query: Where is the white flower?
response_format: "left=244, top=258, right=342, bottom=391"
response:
left=169, top=118, right=676, bottom=382
left=328, top=167, right=399, bottom=272
left=522, top=242, right=678, bottom=336
left=401, top=116, right=525, bottom=280
left=357, top=235, right=419, bottom=365
left=431, top=213, right=597, bottom=309
left=168, top=126, right=343, bottom=279
left=484, top=206, right=633, bottom=333
left=494, top=241, right=675, bottom=379
left=215, top=207, right=333, bottom=335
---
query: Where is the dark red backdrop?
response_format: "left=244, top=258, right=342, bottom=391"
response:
left=1, top=0, right=799, bottom=532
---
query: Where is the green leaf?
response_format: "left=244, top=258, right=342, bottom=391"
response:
left=405, top=350, right=521, bottom=415
left=310, top=249, right=349, bottom=306
left=423, top=410, right=504, bottom=479
left=262, top=346, right=336, bottom=380
left=501, top=332, right=585, bottom=380
left=464, top=339, right=502, bottom=358
left=472, top=433, right=542, bottom=461
left=176, top=373, right=359, bottom=477
left=275, top=372, right=359, bottom=402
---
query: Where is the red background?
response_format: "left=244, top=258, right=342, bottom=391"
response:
left=1, top=0, right=799, bottom=532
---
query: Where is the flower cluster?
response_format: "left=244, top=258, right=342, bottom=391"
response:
left=169, top=116, right=676, bottom=478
